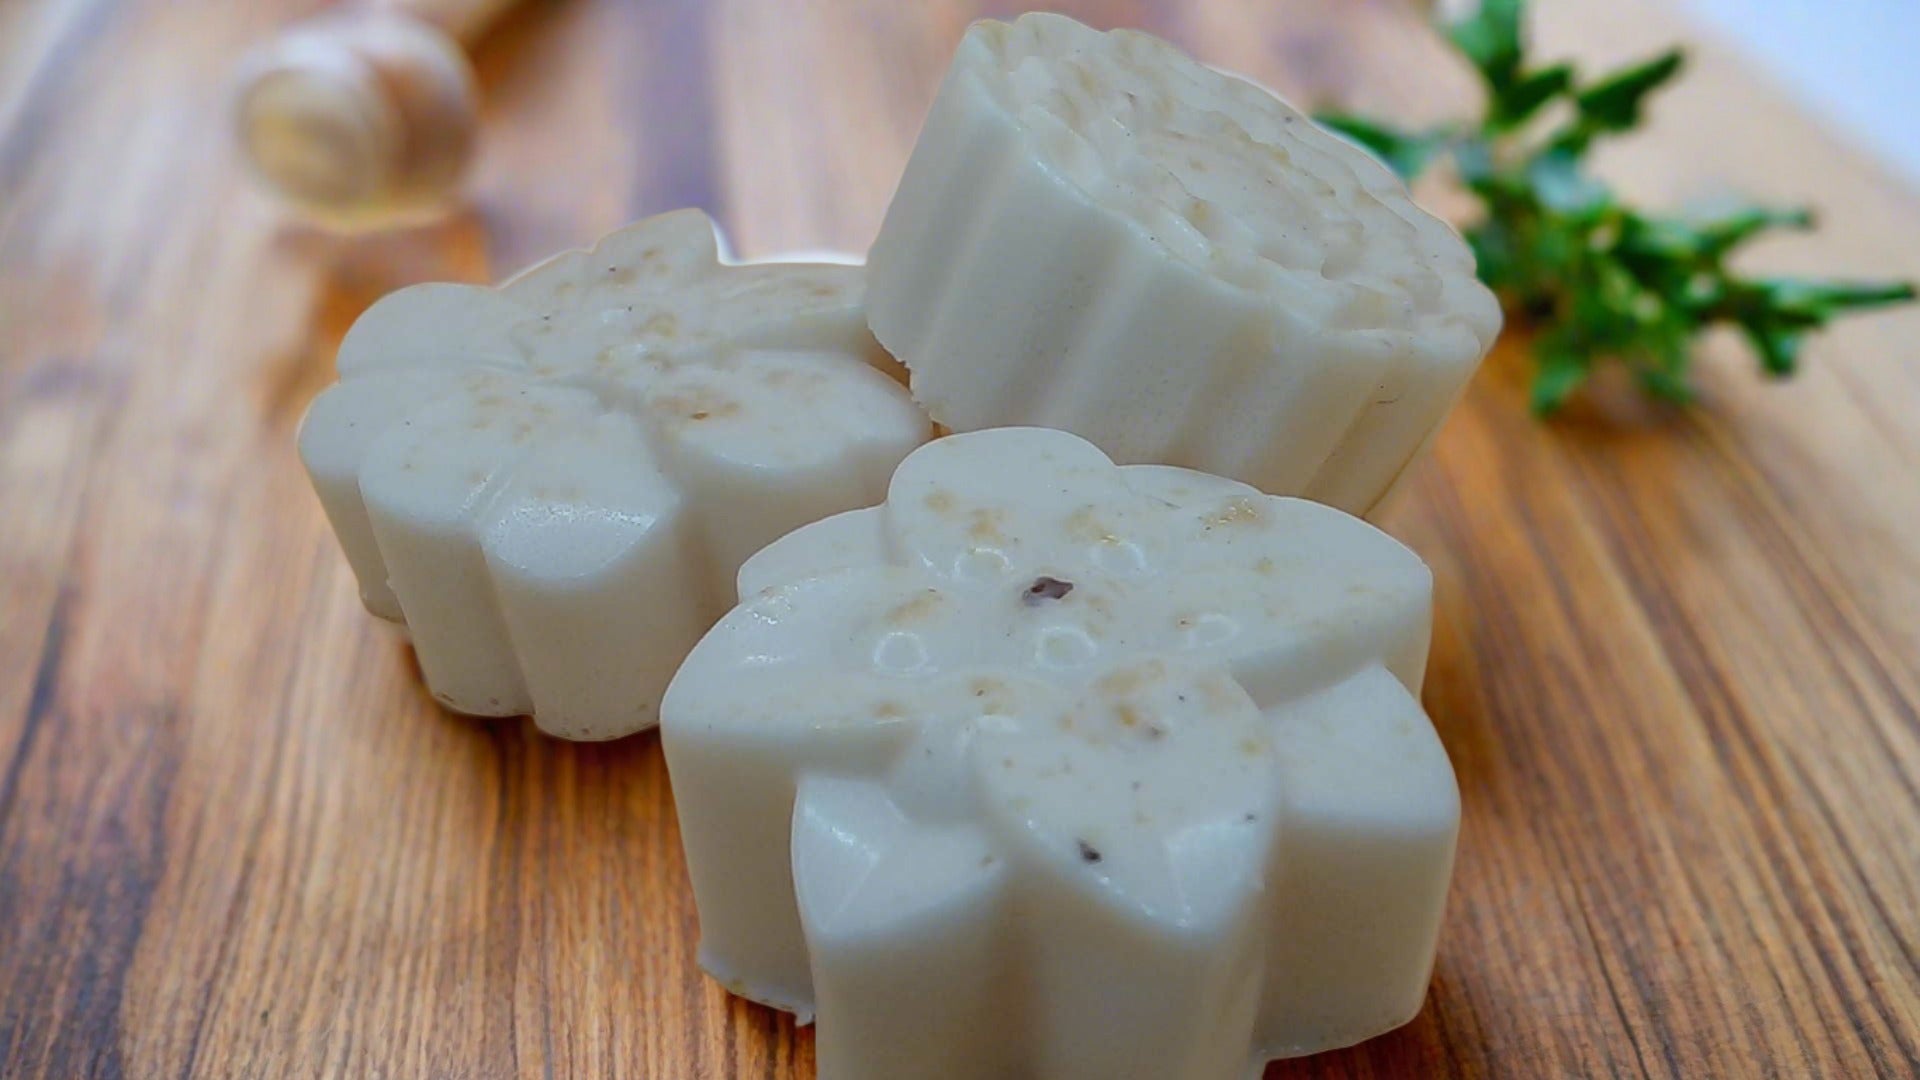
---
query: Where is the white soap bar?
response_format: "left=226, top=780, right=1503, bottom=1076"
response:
left=662, top=427, right=1459, bottom=1078
left=298, top=210, right=929, bottom=740
left=867, top=13, right=1502, bottom=517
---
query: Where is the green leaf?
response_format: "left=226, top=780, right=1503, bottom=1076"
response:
left=1313, top=113, right=1444, bottom=180
left=1695, top=205, right=1812, bottom=256
left=1681, top=274, right=1728, bottom=315
left=1744, top=323, right=1803, bottom=376
left=1445, top=0, right=1525, bottom=91
left=1636, top=364, right=1696, bottom=403
left=1531, top=333, right=1591, bottom=414
left=1451, top=136, right=1505, bottom=193
left=1574, top=48, right=1685, bottom=133
left=1759, top=278, right=1917, bottom=317
left=1466, top=221, right=1518, bottom=290
left=1617, top=213, right=1706, bottom=263
left=1527, top=152, right=1611, bottom=216
left=1592, top=257, right=1648, bottom=321
left=1490, top=63, right=1573, bottom=129
left=1634, top=318, right=1697, bottom=402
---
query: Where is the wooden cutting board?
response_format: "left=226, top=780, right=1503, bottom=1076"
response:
left=2, top=0, right=1916, bottom=1076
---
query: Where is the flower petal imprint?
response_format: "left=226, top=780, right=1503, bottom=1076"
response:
left=662, top=427, right=1461, bottom=1077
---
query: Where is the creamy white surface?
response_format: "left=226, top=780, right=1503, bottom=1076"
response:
left=867, top=13, right=1501, bottom=516
left=298, top=210, right=929, bottom=740
left=662, top=428, right=1460, bottom=1077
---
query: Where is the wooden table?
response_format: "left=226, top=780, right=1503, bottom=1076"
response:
left=4, top=0, right=1917, bottom=1076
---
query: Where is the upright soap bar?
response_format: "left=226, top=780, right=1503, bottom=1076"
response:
left=662, top=428, right=1460, bottom=1079
left=867, top=13, right=1502, bottom=516
left=298, top=210, right=929, bottom=740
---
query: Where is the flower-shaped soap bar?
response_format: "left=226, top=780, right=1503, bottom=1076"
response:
left=299, top=210, right=929, bottom=740
left=867, top=13, right=1502, bottom=516
left=663, top=428, right=1460, bottom=1077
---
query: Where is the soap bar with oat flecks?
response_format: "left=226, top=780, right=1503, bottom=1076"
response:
left=867, top=13, right=1501, bottom=516
left=662, top=427, right=1460, bottom=1078
left=298, top=210, right=929, bottom=740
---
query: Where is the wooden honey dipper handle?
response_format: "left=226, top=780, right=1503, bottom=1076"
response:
left=231, top=0, right=524, bottom=230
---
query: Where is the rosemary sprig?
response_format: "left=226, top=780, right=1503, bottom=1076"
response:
left=1316, top=0, right=1916, bottom=414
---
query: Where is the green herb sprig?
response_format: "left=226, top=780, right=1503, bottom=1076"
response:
left=1316, top=0, right=1915, bottom=414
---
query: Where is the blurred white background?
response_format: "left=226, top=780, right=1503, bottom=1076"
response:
left=1683, top=0, right=1920, bottom=185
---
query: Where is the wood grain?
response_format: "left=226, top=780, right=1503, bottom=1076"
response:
left=3, top=0, right=1917, bottom=1076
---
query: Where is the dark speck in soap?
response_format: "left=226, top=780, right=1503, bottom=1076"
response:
left=1024, top=576, right=1074, bottom=605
